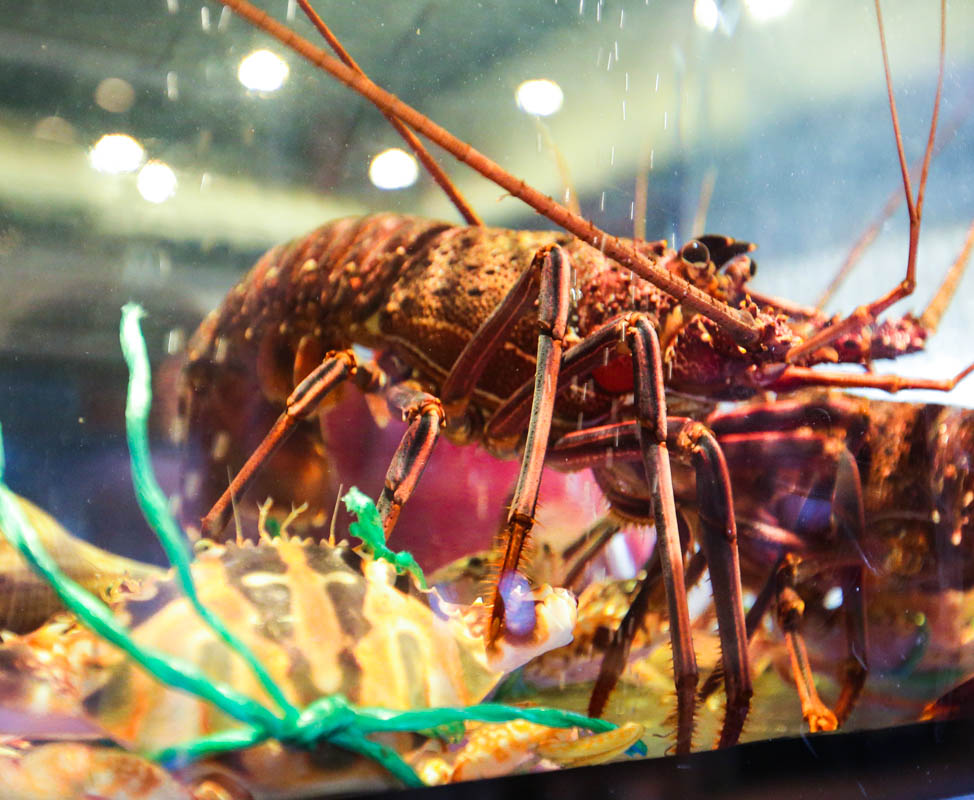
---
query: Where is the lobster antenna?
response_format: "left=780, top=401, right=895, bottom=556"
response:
left=295, top=0, right=482, bottom=226
left=815, top=94, right=974, bottom=311
left=919, top=219, right=974, bottom=336
left=786, top=0, right=947, bottom=363
left=689, top=167, right=718, bottom=240
left=533, top=116, right=582, bottom=217
left=227, top=465, right=244, bottom=545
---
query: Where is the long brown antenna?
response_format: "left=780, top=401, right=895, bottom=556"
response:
left=919, top=220, right=974, bottom=336
left=787, top=0, right=947, bottom=363
left=815, top=98, right=972, bottom=311
left=295, top=0, right=482, bottom=226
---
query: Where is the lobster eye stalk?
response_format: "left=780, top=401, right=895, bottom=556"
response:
left=680, top=240, right=711, bottom=269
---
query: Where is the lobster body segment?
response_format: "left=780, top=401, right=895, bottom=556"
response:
left=178, top=213, right=754, bottom=534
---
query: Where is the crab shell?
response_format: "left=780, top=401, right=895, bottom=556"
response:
left=82, top=536, right=576, bottom=755
left=0, top=494, right=163, bottom=635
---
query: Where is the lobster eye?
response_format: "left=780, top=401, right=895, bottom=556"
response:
left=680, top=239, right=711, bottom=267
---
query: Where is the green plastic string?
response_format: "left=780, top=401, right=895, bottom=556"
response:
left=0, top=304, right=645, bottom=788
left=0, top=430, right=281, bottom=734
left=343, top=487, right=427, bottom=589
left=120, top=303, right=299, bottom=730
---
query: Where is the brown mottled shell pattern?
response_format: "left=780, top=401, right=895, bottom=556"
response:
left=177, top=214, right=744, bottom=533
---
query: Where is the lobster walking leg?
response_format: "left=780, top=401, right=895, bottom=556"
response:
left=440, top=255, right=548, bottom=423
left=829, top=445, right=870, bottom=726
left=587, top=547, right=708, bottom=718
left=488, top=316, right=636, bottom=440
left=698, top=553, right=783, bottom=704
left=487, top=245, right=571, bottom=646
left=776, top=554, right=838, bottom=732
left=552, top=414, right=751, bottom=749
left=834, top=564, right=868, bottom=726
left=199, top=350, right=378, bottom=539
left=560, top=515, right=623, bottom=591
left=701, top=412, right=871, bottom=729
left=675, top=421, right=751, bottom=748
left=624, top=316, right=699, bottom=754
left=199, top=356, right=445, bottom=546
left=375, top=384, right=445, bottom=540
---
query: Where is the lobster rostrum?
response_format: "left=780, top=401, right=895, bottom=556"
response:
left=175, top=0, right=973, bottom=754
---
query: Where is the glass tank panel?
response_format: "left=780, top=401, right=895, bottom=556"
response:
left=0, top=1, right=972, bottom=797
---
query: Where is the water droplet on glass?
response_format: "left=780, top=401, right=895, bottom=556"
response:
left=166, top=71, right=179, bottom=101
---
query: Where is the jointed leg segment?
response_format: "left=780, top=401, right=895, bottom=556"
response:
left=375, top=384, right=445, bottom=540
left=485, top=246, right=572, bottom=646
left=199, top=350, right=373, bottom=539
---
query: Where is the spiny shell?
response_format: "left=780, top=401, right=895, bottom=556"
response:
left=86, top=536, right=574, bottom=751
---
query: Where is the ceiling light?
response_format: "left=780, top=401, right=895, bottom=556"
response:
left=237, top=49, right=289, bottom=92
left=137, top=160, right=178, bottom=203
left=369, top=148, right=419, bottom=190
left=515, top=79, right=564, bottom=117
left=693, top=0, right=720, bottom=31
left=744, top=0, right=793, bottom=23
left=88, top=133, right=145, bottom=174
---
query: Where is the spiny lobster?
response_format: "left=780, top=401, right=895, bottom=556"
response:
left=174, top=0, right=973, bottom=754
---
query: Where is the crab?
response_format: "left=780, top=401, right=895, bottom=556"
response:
left=0, top=516, right=644, bottom=797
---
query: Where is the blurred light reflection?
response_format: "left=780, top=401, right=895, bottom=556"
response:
left=369, top=148, right=419, bottom=190
left=88, top=133, right=145, bottom=174
left=745, top=0, right=793, bottom=23
left=823, top=586, right=844, bottom=610
left=237, top=49, right=289, bottom=92
left=693, top=0, right=720, bottom=32
left=94, top=77, right=135, bottom=113
left=137, top=160, right=178, bottom=203
left=33, top=116, right=77, bottom=144
left=515, top=79, right=564, bottom=116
